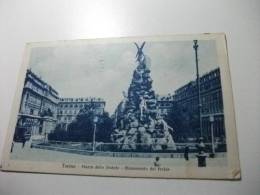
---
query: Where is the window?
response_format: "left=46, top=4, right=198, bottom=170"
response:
left=30, top=109, right=34, bottom=115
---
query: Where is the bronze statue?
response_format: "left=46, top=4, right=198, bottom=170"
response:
left=134, top=42, right=146, bottom=63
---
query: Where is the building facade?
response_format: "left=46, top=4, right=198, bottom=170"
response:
left=173, top=68, right=225, bottom=142
left=156, top=94, right=174, bottom=117
left=57, top=97, right=106, bottom=130
left=15, top=69, right=59, bottom=140
left=14, top=70, right=108, bottom=141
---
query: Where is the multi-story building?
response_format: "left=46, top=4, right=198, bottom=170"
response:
left=156, top=94, right=174, bottom=117
left=14, top=70, right=108, bottom=141
left=15, top=69, right=59, bottom=140
left=57, top=97, right=106, bottom=130
left=173, top=68, right=225, bottom=142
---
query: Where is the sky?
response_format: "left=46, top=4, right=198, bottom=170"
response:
left=29, top=40, right=218, bottom=114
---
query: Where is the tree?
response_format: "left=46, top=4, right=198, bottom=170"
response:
left=49, top=102, right=113, bottom=143
left=165, top=102, right=199, bottom=142
left=66, top=103, right=113, bottom=142
left=67, top=106, right=95, bottom=142
left=95, top=112, right=113, bottom=142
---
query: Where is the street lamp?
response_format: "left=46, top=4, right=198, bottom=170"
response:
left=92, top=116, right=98, bottom=153
left=193, top=40, right=202, bottom=137
left=209, top=115, right=215, bottom=158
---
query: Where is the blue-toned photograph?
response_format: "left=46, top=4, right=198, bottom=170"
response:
left=4, top=35, right=239, bottom=179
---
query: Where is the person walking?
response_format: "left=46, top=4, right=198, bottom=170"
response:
left=184, top=145, right=189, bottom=161
left=10, top=142, right=14, bottom=153
left=22, top=136, right=26, bottom=148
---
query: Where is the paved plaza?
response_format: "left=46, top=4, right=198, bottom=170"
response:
left=10, top=142, right=227, bottom=167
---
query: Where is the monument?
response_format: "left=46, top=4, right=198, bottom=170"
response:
left=111, top=42, right=176, bottom=151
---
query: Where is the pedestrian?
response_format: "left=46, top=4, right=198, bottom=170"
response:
left=154, top=156, right=161, bottom=167
left=184, top=145, right=189, bottom=161
left=10, top=142, right=14, bottom=153
left=22, top=137, right=26, bottom=148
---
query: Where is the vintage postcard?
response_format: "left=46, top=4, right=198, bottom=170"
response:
left=1, top=33, right=240, bottom=179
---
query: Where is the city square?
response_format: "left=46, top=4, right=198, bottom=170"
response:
left=8, top=37, right=228, bottom=170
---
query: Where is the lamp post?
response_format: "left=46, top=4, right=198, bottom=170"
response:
left=209, top=115, right=215, bottom=158
left=92, top=116, right=98, bottom=153
left=193, top=40, right=202, bottom=137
